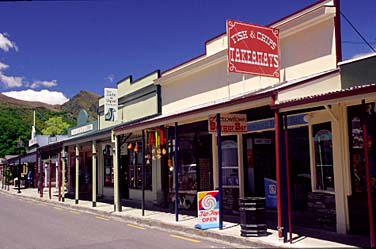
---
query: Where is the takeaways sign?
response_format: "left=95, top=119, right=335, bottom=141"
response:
left=227, top=20, right=280, bottom=78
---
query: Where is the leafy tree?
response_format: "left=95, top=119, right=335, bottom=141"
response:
left=41, top=117, right=70, bottom=135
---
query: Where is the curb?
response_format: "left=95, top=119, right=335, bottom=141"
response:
left=0, top=189, right=280, bottom=248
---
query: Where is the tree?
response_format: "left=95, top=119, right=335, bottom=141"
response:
left=41, top=117, right=70, bottom=135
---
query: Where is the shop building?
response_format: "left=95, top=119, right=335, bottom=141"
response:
left=62, top=71, right=161, bottom=207
left=111, top=0, right=350, bottom=239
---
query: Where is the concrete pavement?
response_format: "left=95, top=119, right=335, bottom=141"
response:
left=0, top=184, right=368, bottom=248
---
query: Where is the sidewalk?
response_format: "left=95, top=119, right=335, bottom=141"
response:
left=0, top=185, right=368, bottom=248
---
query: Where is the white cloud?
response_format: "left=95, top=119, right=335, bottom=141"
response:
left=0, top=61, right=9, bottom=70
left=0, top=73, right=23, bottom=88
left=2, top=89, right=69, bottom=105
left=0, top=33, right=18, bottom=52
left=29, top=80, right=58, bottom=89
left=106, top=73, right=115, bottom=83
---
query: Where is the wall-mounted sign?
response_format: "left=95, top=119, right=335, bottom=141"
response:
left=104, top=88, right=118, bottom=122
left=227, top=20, right=280, bottom=78
left=71, top=123, right=94, bottom=136
left=209, top=114, right=247, bottom=133
left=195, top=191, right=219, bottom=230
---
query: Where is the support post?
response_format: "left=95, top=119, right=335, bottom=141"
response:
left=142, top=130, right=145, bottom=216
left=174, top=123, right=179, bottom=222
left=92, top=141, right=97, bottom=207
left=58, top=152, right=61, bottom=202
left=216, top=113, right=223, bottom=230
left=113, top=134, right=120, bottom=212
left=40, top=158, right=43, bottom=198
left=274, top=98, right=283, bottom=239
left=75, top=145, right=79, bottom=204
left=283, top=115, right=292, bottom=243
left=49, top=157, right=52, bottom=200
left=17, top=156, right=21, bottom=193
left=62, top=148, right=66, bottom=202
left=362, top=100, right=375, bottom=248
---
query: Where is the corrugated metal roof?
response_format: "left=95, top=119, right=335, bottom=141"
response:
left=273, top=83, right=376, bottom=109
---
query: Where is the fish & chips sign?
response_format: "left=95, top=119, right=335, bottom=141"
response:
left=227, top=20, right=280, bottom=78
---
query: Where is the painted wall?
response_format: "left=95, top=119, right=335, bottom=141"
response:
left=159, top=3, right=337, bottom=116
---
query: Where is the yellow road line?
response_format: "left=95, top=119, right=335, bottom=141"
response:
left=70, top=210, right=80, bottom=215
left=170, top=234, right=200, bottom=243
left=95, top=216, right=109, bottom=221
left=53, top=207, right=63, bottom=211
left=127, top=224, right=146, bottom=230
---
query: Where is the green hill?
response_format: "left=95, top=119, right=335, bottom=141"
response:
left=0, top=90, right=99, bottom=156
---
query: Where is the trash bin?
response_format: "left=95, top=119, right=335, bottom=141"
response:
left=239, top=197, right=267, bottom=237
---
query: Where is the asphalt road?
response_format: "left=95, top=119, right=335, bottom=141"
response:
left=0, top=193, right=233, bottom=249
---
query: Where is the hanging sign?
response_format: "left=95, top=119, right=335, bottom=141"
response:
left=227, top=20, right=280, bottom=78
left=208, top=114, right=247, bottom=133
left=195, top=191, right=219, bottom=230
left=104, top=88, right=118, bottom=122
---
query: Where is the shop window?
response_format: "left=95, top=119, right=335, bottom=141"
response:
left=128, top=141, right=152, bottom=190
left=313, top=122, right=334, bottom=191
left=348, top=104, right=376, bottom=194
left=179, top=136, right=197, bottom=191
left=103, top=145, right=113, bottom=187
left=221, top=136, right=239, bottom=187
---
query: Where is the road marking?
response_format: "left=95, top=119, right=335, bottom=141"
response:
left=70, top=210, right=80, bottom=215
left=54, top=207, right=64, bottom=211
left=170, top=234, right=200, bottom=243
left=127, top=224, right=146, bottom=230
left=96, top=216, right=109, bottom=221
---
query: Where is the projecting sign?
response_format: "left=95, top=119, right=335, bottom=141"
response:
left=227, top=20, right=280, bottom=78
left=208, top=114, right=247, bottom=133
left=104, top=88, right=118, bottom=122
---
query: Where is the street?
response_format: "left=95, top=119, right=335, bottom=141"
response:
left=0, top=193, right=232, bottom=249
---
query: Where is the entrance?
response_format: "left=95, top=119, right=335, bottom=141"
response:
left=347, top=104, right=376, bottom=235
left=120, top=155, right=129, bottom=199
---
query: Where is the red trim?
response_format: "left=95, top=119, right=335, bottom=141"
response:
left=334, top=0, right=342, bottom=64
left=115, top=91, right=271, bottom=132
left=272, top=84, right=376, bottom=109
left=268, top=0, right=328, bottom=27
left=274, top=95, right=283, bottom=239
left=205, top=32, right=226, bottom=45
left=362, top=100, right=375, bottom=248
left=161, top=53, right=206, bottom=75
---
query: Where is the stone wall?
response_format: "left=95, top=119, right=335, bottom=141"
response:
left=307, top=192, right=336, bottom=231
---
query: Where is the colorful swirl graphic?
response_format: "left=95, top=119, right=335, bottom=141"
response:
left=201, top=195, right=217, bottom=210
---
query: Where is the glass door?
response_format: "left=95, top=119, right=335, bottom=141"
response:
left=221, top=135, right=239, bottom=214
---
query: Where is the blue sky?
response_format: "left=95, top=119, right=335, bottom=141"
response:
left=0, top=0, right=375, bottom=104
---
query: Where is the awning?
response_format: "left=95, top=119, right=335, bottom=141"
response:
left=272, top=83, right=376, bottom=112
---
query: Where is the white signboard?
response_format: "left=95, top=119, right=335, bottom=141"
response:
left=104, top=88, right=118, bottom=122
left=71, top=124, right=94, bottom=136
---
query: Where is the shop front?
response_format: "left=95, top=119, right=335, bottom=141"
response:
left=347, top=103, right=376, bottom=235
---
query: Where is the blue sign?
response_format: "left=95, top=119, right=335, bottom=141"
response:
left=264, top=178, right=277, bottom=209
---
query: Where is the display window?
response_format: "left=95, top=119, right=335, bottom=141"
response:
left=127, top=141, right=152, bottom=190
left=348, top=104, right=376, bottom=194
left=313, top=122, right=334, bottom=191
left=103, top=145, right=113, bottom=187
